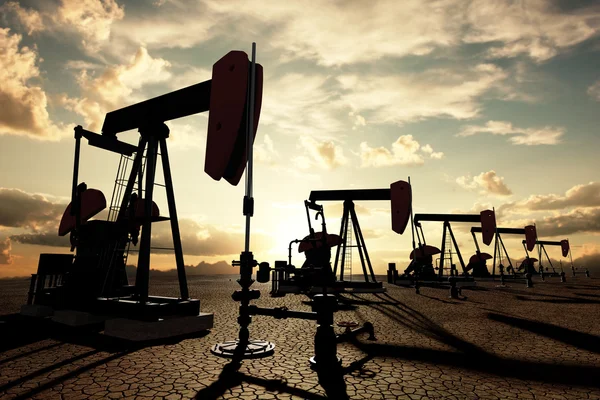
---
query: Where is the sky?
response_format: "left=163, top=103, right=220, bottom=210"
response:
left=0, top=0, right=599, bottom=279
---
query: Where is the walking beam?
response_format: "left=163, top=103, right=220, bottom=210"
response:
left=102, top=50, right=264, bottom=186
left=414, top=210, right=496, bottom=245
left=309, top=180, right=411, bottom=235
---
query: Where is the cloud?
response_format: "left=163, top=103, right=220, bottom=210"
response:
left=534, top=207, right=600, bottom=237
left=141, top=218, right=274, bottom=256
left=421, top=144, right=444, bottom=159
left=464, top=1, right=600, bottom=63
left=203, top=0, right=598, bottom=66
left=337, top=64, right=507, bottom=125
left=112, top=0, right=463, bottom=65
left=260, top=73, right=346, bottom=139
left=323, top=203, right=372, bottom=218
left=0, top=187, right=272, bottom=257
left=518, top=182, right=600, bottom=211
left=0, top=238, right=14, bottom=265
left=358, top=135, right=443, bottom=168
left=0, top=28, right=64, bottom=140
left=1, top=2, right=44, bottom=35
left=2, top=0, right=124, bottom=54
left=456, top=170, right=513, bottom=196
left=110, top=0, right=598, bottom=66
left=55, top=0, right=124, bottom=53
left=361, top=228, right=385, bottom=240
left=293, top=136, right=348, bottom=170
left=10, top=232, right=70, bottom=247
left=572, top=252, right=600, bottom=274
left=0, top=188, right=65, bottom=232
left=59, top=47, right=172, bottom=131
left=457, top=120, right=564, bottom=145
left=254, top=134, right=279, bottom=165
left=588, top=80, right=600, bottom=102
left=111, top=1, right=216, bottom=50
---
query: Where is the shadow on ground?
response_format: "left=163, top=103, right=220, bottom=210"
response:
left=0, top=313, right=210, bottom=400
left=487, top=312, right=600, bottom=354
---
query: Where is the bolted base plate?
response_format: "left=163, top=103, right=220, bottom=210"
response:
left=211, top=339, right=275, bottom=359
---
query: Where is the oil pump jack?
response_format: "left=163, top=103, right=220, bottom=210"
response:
left=211, top=44, right=393, bottom=367
left=399, top=210, right=496, bottom=282
left=523, top=238, right=572, bottom=277
left=267, top=181, right=412, bottom=295
left=469, top=225, right=538, bottom=277
left=22, top=50, right=263, bottom=339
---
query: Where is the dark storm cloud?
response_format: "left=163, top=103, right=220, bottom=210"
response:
left=0, top=188, right=65, bottom=231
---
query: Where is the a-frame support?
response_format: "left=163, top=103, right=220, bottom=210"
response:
left=333, top=200, right=377, bottom=283
left=438, top=221, right=466, bottom=277
left=491, top=233, right=514, bottom=276
left=538, top=243, right=557, bottom=274
left=114, top=123, right=189, bottom=304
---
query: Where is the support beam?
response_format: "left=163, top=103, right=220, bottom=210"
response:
left=447, top=224, right=466, bottom=274
left=159, top=137, right=189, bottom=300
left=309, top=189, right=390, bottom=202
left=135, top=135, right=158, bottom=303
left=415, top=214, right=481, bottom=223
left=472, top=227, right=524, bottom=235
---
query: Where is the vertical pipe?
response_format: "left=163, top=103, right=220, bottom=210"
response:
left=159, top=137, right=189, bottom=300
left=235, top=43, right=257, bottom=352
left=135, top=135, right=158, bottom=304
left=71, top=127, right=82, bottom=210
left=244, top=43, right=257, bottom=252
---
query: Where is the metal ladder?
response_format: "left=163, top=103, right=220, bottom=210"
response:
left=343, top=214, right=353, bottom=281
left=100, top=148, right=148, bottom=297
left=442, top=233, right=454, bottom=275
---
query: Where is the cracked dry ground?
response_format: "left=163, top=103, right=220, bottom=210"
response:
left=1, top=275, right=600, bottom=399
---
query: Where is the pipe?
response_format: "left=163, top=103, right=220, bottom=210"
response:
left=248, top=305, right=317, bottom=321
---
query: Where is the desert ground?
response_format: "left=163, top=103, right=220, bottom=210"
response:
left=1, top=274, right=599, bottom=399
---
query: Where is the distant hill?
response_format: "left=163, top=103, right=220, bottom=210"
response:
left=125, top=260, right=234, bottom=277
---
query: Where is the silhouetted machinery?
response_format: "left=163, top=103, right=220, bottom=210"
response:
left=22, top=50, right=263, bottom=339
left=470, top=225, right=538, bottom=277
left=393, top=210, right=496, bottom=285
left=524, top=238, right=572, bottom=277
left=267, top=181, right=412, bottom=295
left=210, top=44, right=386, bottom=368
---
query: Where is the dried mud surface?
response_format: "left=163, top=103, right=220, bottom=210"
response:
left=1, top=274, right=599, bottom=399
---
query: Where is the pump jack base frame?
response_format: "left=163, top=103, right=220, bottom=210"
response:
left=105, top=313, right=213, bottom=342
left=210, top=339, right=275, bottom=359
left=22, top=295, right=214, bottom=341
